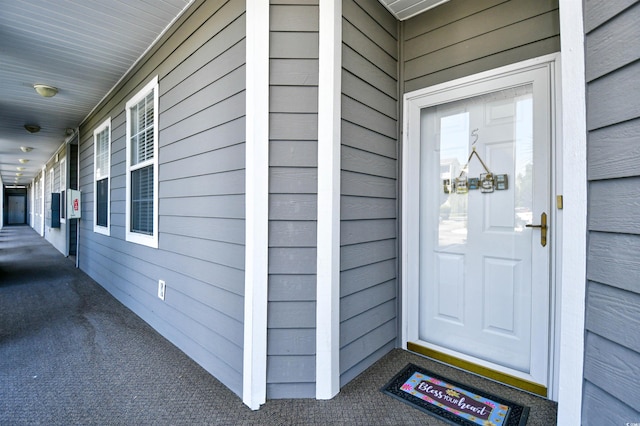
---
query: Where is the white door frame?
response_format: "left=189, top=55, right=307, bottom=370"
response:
left=556, top=0, right=587, bottom=421
left=401, top=53, right=563, bottom=399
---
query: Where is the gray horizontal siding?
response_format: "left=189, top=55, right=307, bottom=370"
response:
left=582, top=381, right=640, bottom=426
left=584, top=1, right=640, bottom=422
left=584, top=0, right=638, bottom=32
left=588, top=178, right=640, bottom=234
left=585, top=2, right=640, bottom=81
left=267, top=0, right=319, bottom=399
left=78, top=0, right=246, bottom=397
left=268, top=275, right=316, bottom=301
left=339, top=0, right=398, bottom=386
left=587, top=232, right=640, bottom=294
left=586, top=282, right=640, bottom=354
left=402, top=0, right=560, bottom=93
left=587, top=119, right=640, bottom=181
left=586, top=60, right=640, bottom=131
left=583, top=333, right=640, bottom=414
left=270, top=59, right=318, bottom=86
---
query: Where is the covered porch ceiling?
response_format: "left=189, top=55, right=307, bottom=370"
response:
left=0, top=0, right=442, bottom=187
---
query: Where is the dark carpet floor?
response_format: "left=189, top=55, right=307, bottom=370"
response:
left=0, top=225, right=557, bottom=425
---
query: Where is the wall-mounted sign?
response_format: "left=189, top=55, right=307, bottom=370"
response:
left=67, top=189, right=81, bottom=219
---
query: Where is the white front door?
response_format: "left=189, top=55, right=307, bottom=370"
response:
left=403, top=57, right=557, bottom=394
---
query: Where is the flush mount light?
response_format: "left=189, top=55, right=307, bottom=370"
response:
left=19, top=158, right=29, bottom=164
left=34, top=84, right=58, bottom=97
left=16, top=173, right=23, bottom=177
left=24, top=124, right=41, bottom=133
left=20, top=146, right=33, bottom=152
left=17, top=167, right=25, bottom=171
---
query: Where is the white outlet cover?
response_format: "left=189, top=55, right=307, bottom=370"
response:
left=158, top=280, right=166, bottom=300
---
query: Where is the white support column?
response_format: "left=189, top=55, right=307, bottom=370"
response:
left=40, top=166, right=45, bottom=236
left=243, top=0, right=270, bottom=411
left=557, top=0, right=587, bottom=424
left=316, top=0, right=342, bottom=400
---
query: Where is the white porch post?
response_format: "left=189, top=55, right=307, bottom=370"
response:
left=316, top=0, right=342, bottom=399
left=243, top=0, right=270, bottom=411
left=557, top=0, right=587, bottom=424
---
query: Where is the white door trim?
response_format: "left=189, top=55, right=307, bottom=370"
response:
left=401, top=52, right=562, bottom=395
left=556, top=0, right=587, bottom=422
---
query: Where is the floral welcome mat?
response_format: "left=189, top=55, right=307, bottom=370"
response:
left=381, top=364, right=529, bottom=426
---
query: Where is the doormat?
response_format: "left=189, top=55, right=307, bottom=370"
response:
left=381, top=364, right=529, bottom=426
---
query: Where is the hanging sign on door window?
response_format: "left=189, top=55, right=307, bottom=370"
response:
left=443, top=130, right=508, bottom=194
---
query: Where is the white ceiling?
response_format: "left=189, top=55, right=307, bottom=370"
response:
left=0, top=0, right=441, bottom=188
left=0, top=0, right=192, bottom=187
left=378, top=0, right=450, bottom=20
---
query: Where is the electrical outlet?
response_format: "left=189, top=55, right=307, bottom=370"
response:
left=158, top=280, right=166, bottom=301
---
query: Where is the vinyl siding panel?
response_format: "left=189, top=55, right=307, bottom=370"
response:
left=583, top=1, right=640, bottom=422
left=340, top=0, right=399, bottom=386
left=583, top=333, right=640, bottom=414
left=587, top=119, right=640, bottom=180
left=582, top=381, right=640, bottom=426
left=267, top=0, right=319, bottom=399
left=402, top=0, right=560, bottom=93
left=586, top=61, right=640, bottom=131
left=77, top=0, right=246, bottom=397
left=585, top=2, right=640, bottom=82
left=586, top=282, right=640, bottom=354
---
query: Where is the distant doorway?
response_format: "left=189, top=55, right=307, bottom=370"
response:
left=8, top=195, right=27, bottom=225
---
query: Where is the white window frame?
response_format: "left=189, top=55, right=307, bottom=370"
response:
left=125, top=76, right=159, bottom=248
left=60, top=157, right=66, bottom=224
left=50, top=168, right=55, bottom=196
left=93, top=118, right=111, bottom=235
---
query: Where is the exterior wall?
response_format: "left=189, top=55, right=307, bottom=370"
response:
left=43, top=149, right=67, bottom=255
left=68, top=142, right=79, bottom=256
left=583, top=1, right=640, bottom=423
left=266, top=0, right=319, bottom=399
left=402, top=0, right=560, bottom=93
left=31, top=171, right=44, bottom=236
left=77, top=0, right=247, bottom=397
left=340, top=0, right=399, bottom=385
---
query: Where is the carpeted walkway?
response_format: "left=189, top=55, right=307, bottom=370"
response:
left=0, top=225, right=557, bottom=425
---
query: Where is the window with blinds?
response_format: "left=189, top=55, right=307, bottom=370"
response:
left=125, top=76, right=158, bottom=248
left=93, top=118, right=111, bottom=234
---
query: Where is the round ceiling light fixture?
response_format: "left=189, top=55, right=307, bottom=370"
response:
left=19, top=158, right=29, bottom=164
left=24, top=124, right=41, bottom=133
left=20, top=146, right=33, bottom=152
left=34, top=84, right=58, bottom=97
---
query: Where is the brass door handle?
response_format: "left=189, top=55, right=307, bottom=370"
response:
left=526, top=212, right=547, bottom=247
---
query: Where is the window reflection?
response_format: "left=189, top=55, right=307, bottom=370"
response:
left=422, top=84, right=534, bottom=250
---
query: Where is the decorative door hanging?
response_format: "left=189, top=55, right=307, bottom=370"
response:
left=443, top=129, right=508, bottom=194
